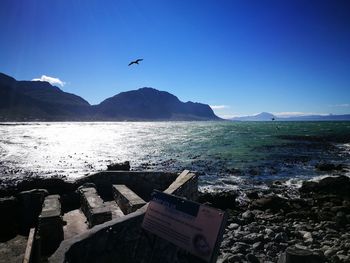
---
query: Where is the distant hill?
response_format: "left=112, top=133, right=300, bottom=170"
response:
left=94, top=87, right=218, bottom=120
left=230, top=112, right=350, bottom=121
left=0, top=72, right=219, bottom=121
left=230, top=112, right=276, bottom=121
left=279, top=114, right=350, bottom=121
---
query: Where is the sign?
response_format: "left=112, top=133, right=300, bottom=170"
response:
left=142, top=191, right=227, bottom=263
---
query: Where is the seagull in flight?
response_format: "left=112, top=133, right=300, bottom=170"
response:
left=128, top=58, right=143, bottom=66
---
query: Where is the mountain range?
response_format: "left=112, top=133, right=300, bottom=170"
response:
left=230, top=112, right=350, bottom=121
left=0, top=72, right=219, bottom=121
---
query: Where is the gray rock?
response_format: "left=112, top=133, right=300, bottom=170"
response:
left=253, top=241, right=263, bottom=250
left=320, top=245, right=331, bottom=252
left=336, top=254, right=350, bottom=262
left=227, top=223, right=239, bottom=230
left=278, top=246, right=325, bottom=263
left=219, top=253, right=234, bottom=263
left=107, top=161, right=130, bottom=171
left=265, top=228, right=274, bottom=237
left=335, top=211, right=347, bottom=225
left=304, top=238, right=314, bottom=245
left=303, top=232, right=312, bottom=240
left=246, top=253, right=260, bottom=263
left=243, top=233, right=264, bottom=244
left=324, top=249, right=336, bottom=257
left=275, top=232, right=288, bottom=242
left=242, top=210, right=255, bottom=221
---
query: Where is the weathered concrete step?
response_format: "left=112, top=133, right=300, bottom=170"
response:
left=104, top=201, right=125, bottom=219
left=63, top=209, right=88, bottom=240
left=112, top=184, right=146, bottom=214
left=38, top=194, right=64, bottom=256
left=79, top=187, right=112, bottom=228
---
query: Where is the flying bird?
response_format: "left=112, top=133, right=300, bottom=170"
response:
left=128, top=59, right=143, bottom=66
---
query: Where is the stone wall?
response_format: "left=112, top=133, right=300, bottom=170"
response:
left=0, top=171, right=178, bottom=243
left=76, top=171, right=178, bottom=201
left=49, top=171, right=202, bottom=263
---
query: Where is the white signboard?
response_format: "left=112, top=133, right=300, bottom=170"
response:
left=142, top=191, right=227, bottom=262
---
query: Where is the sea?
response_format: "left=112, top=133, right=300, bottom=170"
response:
left=0, top=121, right=349, bottom=192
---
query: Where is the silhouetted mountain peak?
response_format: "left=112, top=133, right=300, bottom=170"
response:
left=96, top=87, right=219, bottom=120
left=0, top=73, right=219, bottom=121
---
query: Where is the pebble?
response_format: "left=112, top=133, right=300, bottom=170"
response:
left=227, top=223, right=239, bottom=230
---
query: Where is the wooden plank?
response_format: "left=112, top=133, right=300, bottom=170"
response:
left=23, top=228, right=35, bottom=263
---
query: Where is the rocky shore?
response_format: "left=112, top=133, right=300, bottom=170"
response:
left=1, top=165, right=349, bottom=262
left=201, top=175, right=350, bottom=263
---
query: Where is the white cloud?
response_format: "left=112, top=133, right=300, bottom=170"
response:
left=273, top=111, right=327, bottom=118
left=32, top=75, right=66, bottom=87
left=210, top=105, right=230, bottom=110
left=329, top=104, right=350, bottom=108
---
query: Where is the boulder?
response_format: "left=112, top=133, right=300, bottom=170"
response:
left=250, top=195, right=290, bottom=211
left=198, top=191, right=237, bottom=209
left=315, top=162, right=345, bottom=172
left=278, top=246, right=325, bottom=263
left=107, top=161, right=130, bottom=171
left=300, top=176, right=350, bottom=199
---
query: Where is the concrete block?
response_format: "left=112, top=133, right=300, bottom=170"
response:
left=112, top=185, right=146, bottom=214
left=79, top=187, right=112, bottom=228
left=38, top=194, right=63, bottom=256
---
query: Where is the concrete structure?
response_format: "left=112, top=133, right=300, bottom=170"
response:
left=0, top=169, right=199, bottom=262
left=79, top=187, right=112, bottom=228
left=112, top=185, right=146, bottom=214
left=49, top=170, right=200, bottom=263
left=38, top=195, right=63, bottom=256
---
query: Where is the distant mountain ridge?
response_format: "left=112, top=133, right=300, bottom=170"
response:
left=230, top=112, right=350, bottom=121
left=94, top=87, right=218, bottom=120
left=0, top=72, right=219, bottom=121
left=230, top=112, right=276, bottom=121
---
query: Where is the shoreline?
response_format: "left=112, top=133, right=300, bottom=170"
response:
left=204, top=175, right=350, bottom=263
left=1, top=171, right=350, bottom=262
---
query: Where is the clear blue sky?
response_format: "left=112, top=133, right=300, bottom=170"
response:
left=1, top=0, right=350, bottom=117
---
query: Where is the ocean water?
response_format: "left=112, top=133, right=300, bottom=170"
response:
left=0, top=121, right=349, bottom=191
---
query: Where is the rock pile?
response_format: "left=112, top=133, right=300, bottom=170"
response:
left=211, top=176, right=350, bottom=263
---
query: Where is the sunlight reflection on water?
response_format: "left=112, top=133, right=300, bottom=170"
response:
left=0, top=122, right=349, bottom=191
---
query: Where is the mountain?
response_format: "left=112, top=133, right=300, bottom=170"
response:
left=279, top=114, right=350, bottom=121
left=0, top=73, right=91, bottom=121
left=230, top=112, right=350, bottom=121
left=0, top=72, right=219, bottom=121
left=230, top=112, right=276, bottom=121
left=94, top=87, right=219, bottom=120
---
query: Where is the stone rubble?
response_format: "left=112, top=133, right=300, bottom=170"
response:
left=210, top=176, right=350, bottom=263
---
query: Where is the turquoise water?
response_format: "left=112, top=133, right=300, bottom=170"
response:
left=0, top=121, right=349, bottom=191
